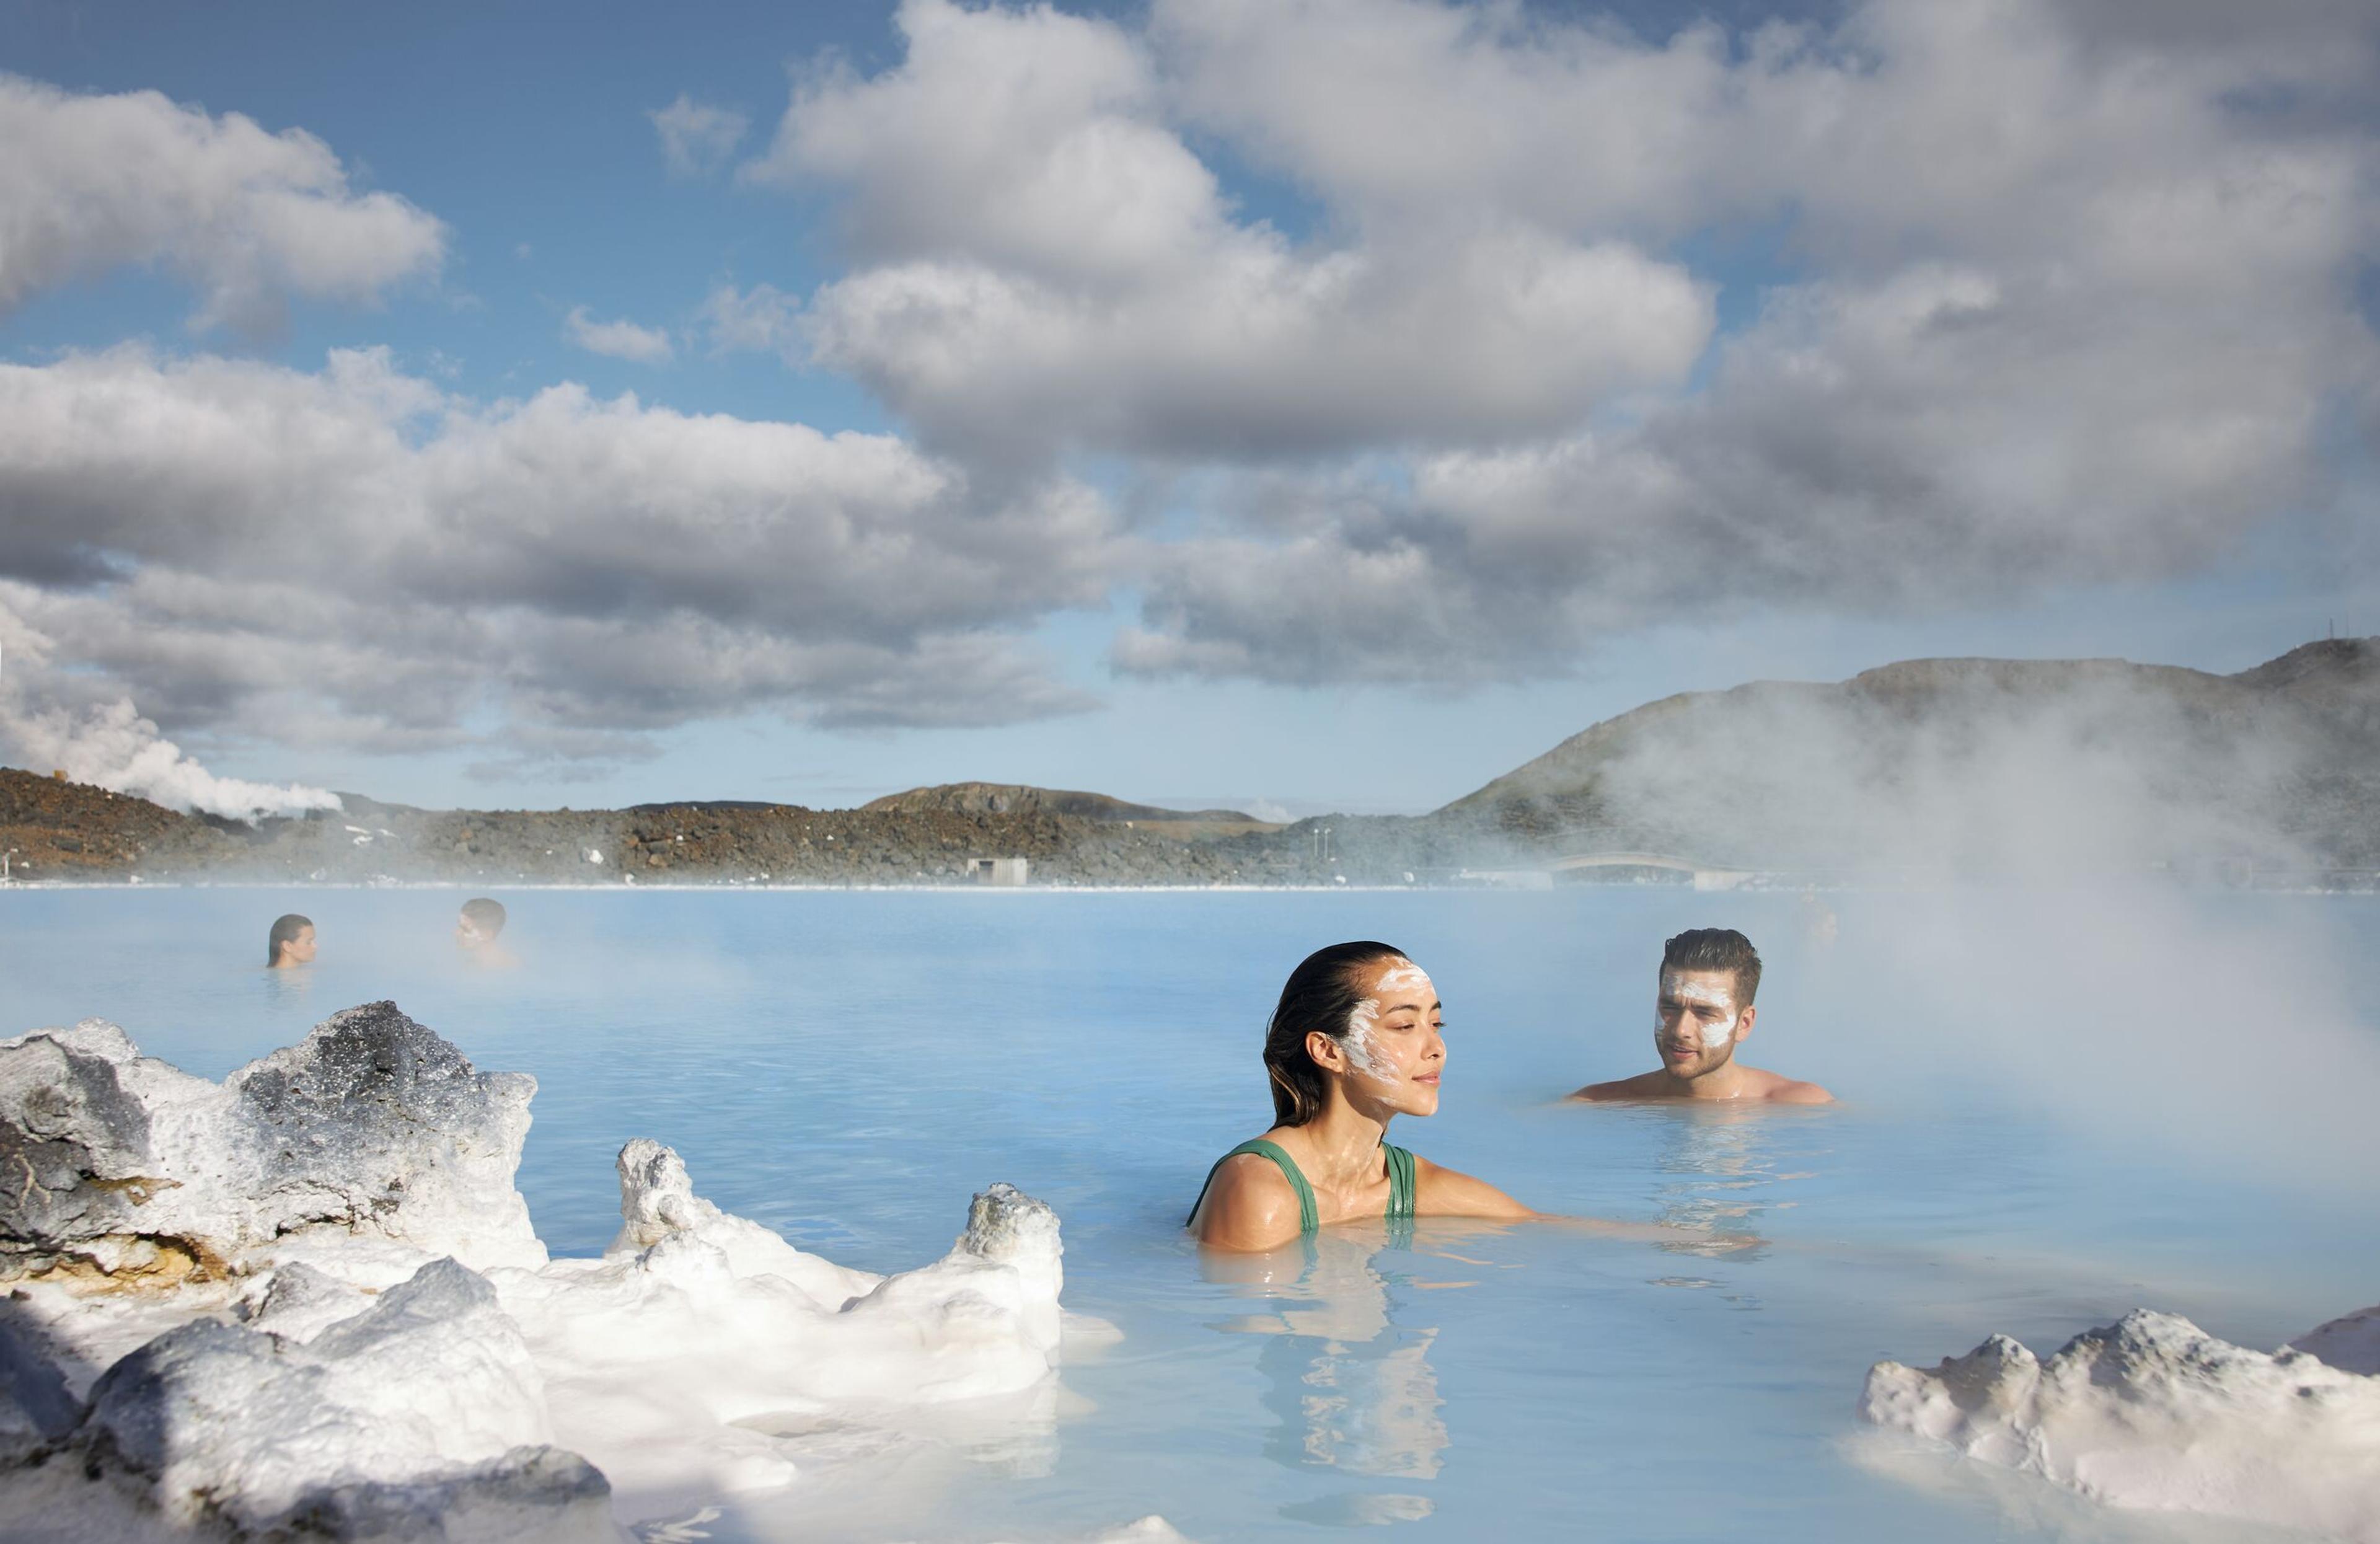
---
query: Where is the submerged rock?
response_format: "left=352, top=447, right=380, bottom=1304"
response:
left=0, top=1003, right=544, bottom=1286
left=1861, top=1307, right=2380, bottom=1540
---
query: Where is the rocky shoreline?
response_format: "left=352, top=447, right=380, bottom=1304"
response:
left=0, top=772, right=1336, bottom=888
left=9, top=639, right=2377, bottom=890
left=0, top=1004, right=1101, bottom=1542
left=0, top=770, right=1547, bottom=889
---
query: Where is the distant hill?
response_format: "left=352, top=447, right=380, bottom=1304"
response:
left=1440, top=638, right=2380, bottom=873
left=9, top=643, right=2373, bottom=889
left=863, top=781, right=1272, bottom=827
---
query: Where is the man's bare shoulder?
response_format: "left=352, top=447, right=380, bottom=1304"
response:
left=1567, top=1070, right=1677, bottom=1102
left=1743, top=1067, right=1835, bottom=1104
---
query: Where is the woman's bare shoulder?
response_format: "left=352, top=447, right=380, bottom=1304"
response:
left=1192, top=1150, right=1302, bottom=1250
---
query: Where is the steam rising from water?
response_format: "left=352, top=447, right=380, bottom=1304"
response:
left=1466, top=648, right=2379, bottom=878
left=1755, top=881, right=2380, bottom=1191
left=0, top=641, right=339, bottom=822
left=1457, top=648, right=2380, bottom=1189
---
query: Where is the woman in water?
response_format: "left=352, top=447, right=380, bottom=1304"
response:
left=1189, top=941, right=1536, bottom=1250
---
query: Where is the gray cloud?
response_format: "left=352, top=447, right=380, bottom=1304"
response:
left=7, top=0, right=2377, bottom=777
left=1104, top=0, right=2380, bottom=683
left=0, top=73, right=446, bottom=332
left=0, top=348, right=1113, bottom=771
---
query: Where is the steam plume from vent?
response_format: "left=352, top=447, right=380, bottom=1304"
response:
left=0, top=642, right=340, bottom=823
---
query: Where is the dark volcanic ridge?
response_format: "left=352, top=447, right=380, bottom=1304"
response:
left=0, top=775, right=1325, bottom=888
left=5, top=638, right=2376, bottom=888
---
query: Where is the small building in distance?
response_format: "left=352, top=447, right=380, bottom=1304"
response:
left=969, top=856, right=1029, bottom=886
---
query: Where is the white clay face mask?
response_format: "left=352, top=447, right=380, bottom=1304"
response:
left=1342, top=997, right=1392, bottom=1079
left=1663, top=975, right=1737, bottom=1050
left=1344, top=960, right=1433, bottom=1079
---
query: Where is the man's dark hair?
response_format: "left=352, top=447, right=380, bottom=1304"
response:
left=460, top=898, right=506, bottom=937
left=1661, top=927, right=1761, bottom=1005
left=268, top=913, right=312, bottom=965
left=1263, top=940, right=1409, bottom=1127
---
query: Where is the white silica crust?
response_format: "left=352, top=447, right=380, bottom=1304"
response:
left=0, top=1008, right=1099, bottom=1542
left=76, top=1258, right=602, bottom=1539
left=1861, top=1308, right=2380, bottom=1540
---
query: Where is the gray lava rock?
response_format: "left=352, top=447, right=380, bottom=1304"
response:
left=0, top=1314, right=83, bottom=1462
left=226, top=1002, right=544, bottom=1271
left=0, top=1026, right=156, bottom=1250
left=0, top=1004, right=545, bottom=1285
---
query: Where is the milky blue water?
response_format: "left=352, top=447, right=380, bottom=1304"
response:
left=3, top=885, right=2375, bottom=1543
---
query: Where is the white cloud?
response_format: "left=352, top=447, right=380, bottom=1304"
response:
left=650, top=93, right=749, bottom=179
left=1090, top=0, right=2380, bottom=683
left=699, top=282, right=804, bottom=363
left=562, top=305, right=676, bottom=364
left=0, top=73, right=445, bottom=332
left=750, top=0, right=1713, bottom=465
left=0, top=347, right=1116, bottom=769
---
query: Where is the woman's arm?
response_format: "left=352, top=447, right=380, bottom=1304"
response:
left=1541, top=1215, right=1761, bottom=1250
left=1191, top=1154, right=1307, bottom=1251
left=1411, top=1155, right=1537, bottom=1220
left=1413, top=1157, right=1760, bottom=1250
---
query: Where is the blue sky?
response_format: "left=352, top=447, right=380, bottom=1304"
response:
left=1, top=0, right=2374, bottom=818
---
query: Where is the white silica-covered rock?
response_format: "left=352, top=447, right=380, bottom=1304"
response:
left=241, top=1258, right=379, bottom=1344
left=73, top=1256, right=617, bottom=1542
left=0, top=1003, right=545, bottom=1286
left=493, top=1145, right=1072, bottom=1514
left=609, top=1137, right=876, bottom=1307
left=2, top=1009, right=1093, bottom=1538
left=841, top=1180, right=1069, bottom=1356
left=1861, top=1308, right=2380, bottom=1540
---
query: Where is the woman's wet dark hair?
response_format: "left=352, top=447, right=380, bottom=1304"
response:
left=1263, top=940, right=1409, bottom=1127
left=267, top=912, right=312, bottom=965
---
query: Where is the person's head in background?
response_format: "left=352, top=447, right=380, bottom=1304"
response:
left=268, top=914, right=315, bottom=969
left=456, top=898, right=506, bottom=953
left=1655, top=927, right=1761, bottom=1081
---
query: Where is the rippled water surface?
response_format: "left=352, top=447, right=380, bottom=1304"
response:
left=4, top=885, right=2375, bottom=1542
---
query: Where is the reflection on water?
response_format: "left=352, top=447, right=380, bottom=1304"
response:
left=1207, top=1227, right=1448, bottom=1524
left=1646, top=1103, right=1832, bottom=1250
left=261, top=963, right=315, bottom=1010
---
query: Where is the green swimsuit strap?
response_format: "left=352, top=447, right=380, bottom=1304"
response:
left=1191, top=1139, right=1416, bottom=1232
left=1188, top=1139, right=1320, bottom=1234
left=1381, top=1141, right=1417, bottom=1220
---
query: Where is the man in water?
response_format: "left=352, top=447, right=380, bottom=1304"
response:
left=1571, top=928, right=1832, bottom=1103
left=267, top=913, right=315, bottom=969
left=455, top=897, right=516, bottom=966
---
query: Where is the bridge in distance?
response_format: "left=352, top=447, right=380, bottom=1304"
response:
left=1455, top=845, right=1759, bottom=891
